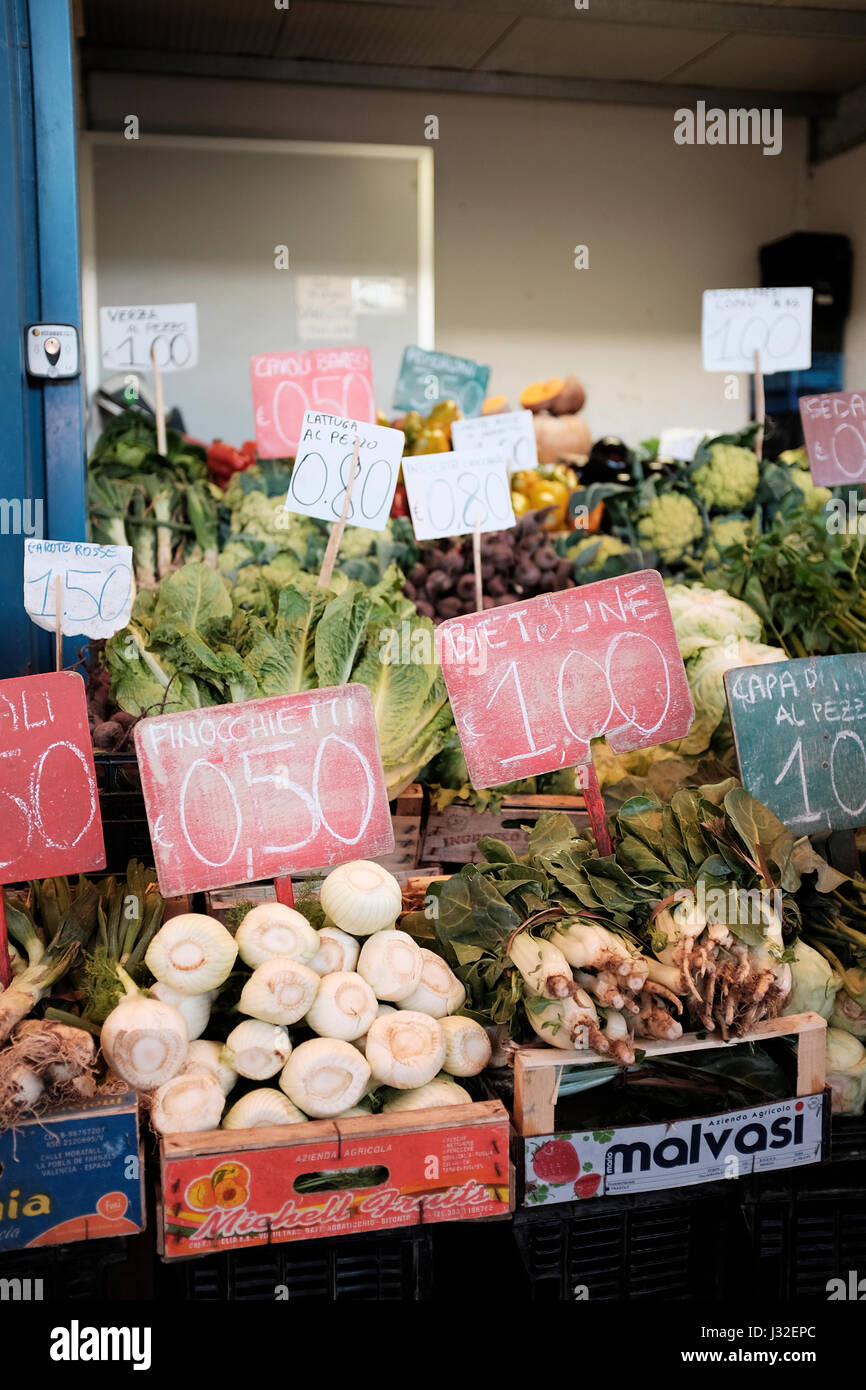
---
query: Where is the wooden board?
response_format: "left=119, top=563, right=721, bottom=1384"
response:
left=439, top=571, right=694, bottom=789
left=799, top=388, right=866, bottom=484
left=0, top=672, right=105, bottom=881
left=725, top=653, right=866, bottom=835
left=423, top=793, right=589, bottom=865
left=134, top=684, right=394, bottom=898
left=157, top=1100, right=512, bottom=1258
left=512, top=1012, right=828, bottom=1138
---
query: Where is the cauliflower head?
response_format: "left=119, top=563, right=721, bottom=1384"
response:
left=679, top=635, right=786, bottom=754
left=692, top=443, right=759, bottom=511
left=637, top=492, right=703, bottom=564
left=665, top=582, right=761, bottom=658
left=572, top=534, right=630, bottom=570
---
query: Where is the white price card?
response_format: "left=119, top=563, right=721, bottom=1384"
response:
left=402, top=450, right=516, bottom=541
left=450, top=410, right=538, bottom=475
left=284, top=412, right=403, bottom=532
left=657, top=426, right=722, bottom=462
left=99, top=302, right=198, bottom=373
left=702, top=288, right=812, bottom=373
left=23, top=540, right=134, bottom=639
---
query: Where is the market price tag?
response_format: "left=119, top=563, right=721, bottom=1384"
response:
left=250, top=346, right=376, bottom=459
left=393, top=346, right=489, bottom=418
left=134, top=685, right=395, bottom=898
left=799, top=389, right=866, bottom=484
left=725, top=653, right=866, bottom=835
left=23, top=540, right=134, bottom=640
left=439, top=570, right=693, bottom=788
left=0, top=673, right=105, bottom=880
left=99, top=302, right=198, bottom=373
left=657, top=426, right=721, bottom=462
left=450, top=410, right=538, bottom=474
left=701, top=288, right=812, bottom=373
left=402, top=450, right=515, bottom=541
left=284, top=411, right=403, bottom=532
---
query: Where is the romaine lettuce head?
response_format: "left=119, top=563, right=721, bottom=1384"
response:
left=666, top=582, right=762, bottom=659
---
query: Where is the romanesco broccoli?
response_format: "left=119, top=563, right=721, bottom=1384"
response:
left=703, top=516, right=751, bottom=566
left=692, top=443, right=759, bottom=511
left=637, top=492, right=703, bottom=564
left=572, top=534, right=630, bottom=569
left=786, top=467, right=832, bottom=513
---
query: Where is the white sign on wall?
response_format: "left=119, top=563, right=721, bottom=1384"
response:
left=296, top=277, right=356, bottom=343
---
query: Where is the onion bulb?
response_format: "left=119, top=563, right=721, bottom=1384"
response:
left=222, top=1088, right=307, bottom=1129
left=151, top=1072, right=225, bottom=1135
left=304, top=971, right=378, bottom=1041
left=145, top=914, right=237, bottom=996
left=310, top=926, right=360, bottom=976
left=236, top=903, right=319, bottom=968
left=439, top=1015, right=492, bottom=1076
left=319, top=860, right=402, bottom=936
left=381, top=1076, right=471, bottom=1112
left=358, top=930, right=423, bottom=1002
left=239, top=957, right=319, bottom=1026
left=398, top=949, right=465, bottom=1018
left=222, top=1019, right=291, bottom=1079
left=182, top=1039, right=237, bottom=1095
left=365, top=1010, right=445, bottom=1089
left=279, top=1038, right=371, bottom=1118
left=150, top=983, right=215, bottom=1041
left=101, top=970, right=189, bottom=1091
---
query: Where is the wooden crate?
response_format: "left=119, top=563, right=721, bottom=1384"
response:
left=512, top=1013, right=829, bottom=1205
left=157, top=1100, right=513, bottom=1260
left=422, top=793, right=589, bottom=866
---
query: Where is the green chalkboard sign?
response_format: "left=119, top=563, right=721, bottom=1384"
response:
left=393, top=346, right=490, bottom=418
left=724, top=653, right=866, bottom=835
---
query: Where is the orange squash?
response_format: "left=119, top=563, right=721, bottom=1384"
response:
left=520, top=378, right=564, bottom=413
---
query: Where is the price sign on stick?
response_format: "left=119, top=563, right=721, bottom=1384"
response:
left=725, top=653, right=866, bottom=836
left=250, top=346, right=376, bottom=459
left=134, top=685, right=394, bottom=898
left=439, top=572, right=693, bottom=852
left=285, top=411, right=403, bottom=532
left=402, top=451, right=515, bottom=541
left=701, top=288, right=812, bottom=373
left=800, top=390, right=866, bottom=485
left=99, top=303, right=198, bottom=373
left=451, top=410, right=538, bottom=474
left=23, top=540, right=134, bottom=640
left=393, top=346, right=490, bottom=418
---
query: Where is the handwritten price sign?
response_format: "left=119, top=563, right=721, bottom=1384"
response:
left=250, top=346, right=376, bottom=458
left=284, top=412, right=403, bottom=532
left=402, top=450, right=515, bottom=541
left=134, top=685, right=394, bottom=897
left=450, top=410, right=538, bottom=475
left=99, top=302, right=198, bottom=373
left=23, top=540, right=133, bottom=640
left=702, top=288, right=812, bottom=373
left=439, top=571, right=693, bottom=789
left=0, top=673, right=105, bottom=880
left=800, top=390, right=866, bottom=485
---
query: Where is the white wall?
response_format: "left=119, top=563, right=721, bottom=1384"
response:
left=87, top=73, right=811, bottom=445
left=806, top=144, right=866, bottom=392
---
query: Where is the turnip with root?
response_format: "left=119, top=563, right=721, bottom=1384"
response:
left=524, top=989, right=610, bottom=1054
left=0, top=1020, right=97, bottom=1130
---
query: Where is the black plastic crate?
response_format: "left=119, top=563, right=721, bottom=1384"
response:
left=158, top=1227, right=434, bottom=1301
left=830, top=1113, right=866, bottom=1163
left=0, top=1237, right=143, bottom=1300
left=512, top=1183, right=740, bottom=1301
left=95, top=752, right=153, bottom=869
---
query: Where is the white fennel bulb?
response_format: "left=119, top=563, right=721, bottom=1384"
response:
left=239, top=957, right=320, bottom=1026
left=150, top=983, right=215, bottom=1041
left=352, top=1004, right=396, bottom=1056
left=182, top=1039, right=237, bottom=1095
left=236, top=903, right=319, bottom=967
left=222, top=1019, right=291, bottom=1079
left=319, top=860, right=402, bottom=936
left=310, top=926, right=360, bottom=976
left=101, top=970, right=189, bottom=1090
left=365, top=1010, right=445, bottom=1089
left=151, top=1072, right=225, bottom=1135
left=222, top=1088, right=307, bottom=1129
left=439, top=1015, right=492, bottom=1077
left=145, top=914, right=237, bottom=995
left=381, top=1076, right=471, bottom=1112
left=357, top=930, right=423, bottom=1002
left=304, top=971, right=378, bottom=1041
left=279, top=1038, right=371, bottom=1118
left=398, top=949, right=465, bottom=1018
left=335, top=1098, right=374, bottom=1118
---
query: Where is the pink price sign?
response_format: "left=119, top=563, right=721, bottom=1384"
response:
left=799, top=390, right=866, bottom=485
left=250, top=346, right=376, bottom=459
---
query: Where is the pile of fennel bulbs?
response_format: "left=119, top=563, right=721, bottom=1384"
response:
left=98, top=860, right=491, bottom=1135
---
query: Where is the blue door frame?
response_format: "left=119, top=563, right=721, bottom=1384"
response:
left=0, top=0, right=86, bottom=676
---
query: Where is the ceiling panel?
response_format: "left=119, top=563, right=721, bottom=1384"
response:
left=668, top=32, right=866, bottom=91
left=475, top=17, right=726, bottom=81
left=82, top=0, right=285, bottom=55
left=272, top=1, right=512, bottom=68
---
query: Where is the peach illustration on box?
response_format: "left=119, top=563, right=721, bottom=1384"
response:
left=185, top=1161, right=250, bottom=1213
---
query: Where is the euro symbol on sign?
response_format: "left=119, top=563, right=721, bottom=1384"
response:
left=153, top=814, right=174, bottom=850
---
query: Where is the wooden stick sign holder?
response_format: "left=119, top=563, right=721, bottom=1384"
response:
left=473, top=515, right=483, bottom=613
left=151, top=342, right=168, bottom=457
left=317, top=437, right=361, bottom=590
left=577, top=761, right=612, bottom=856
left=753, top=348, right=766, bottom=463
